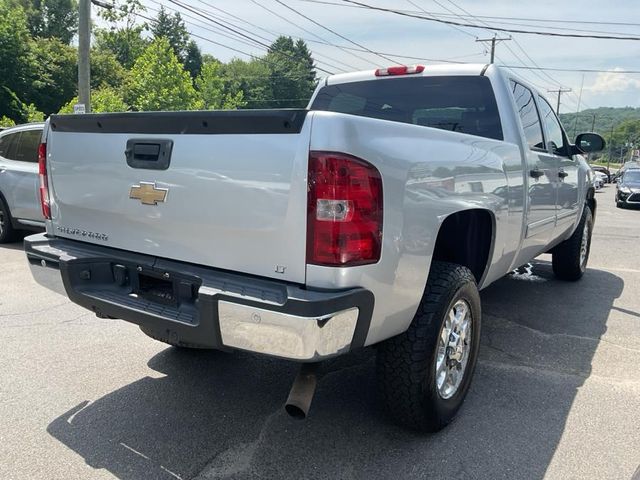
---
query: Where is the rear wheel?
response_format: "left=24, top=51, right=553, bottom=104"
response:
left=0, top=197, right=16, bottom=243
left=377, top=261, right=481, bottom=432
left=552, top=205, right=593, bottom=281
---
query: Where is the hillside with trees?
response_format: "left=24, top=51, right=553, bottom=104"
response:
left=0, top=0, right=318, bottom=125
left=560, top=108, right=640, bottom=164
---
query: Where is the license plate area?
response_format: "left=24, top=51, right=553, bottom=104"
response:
left=136, top=272, right=177, bottom=306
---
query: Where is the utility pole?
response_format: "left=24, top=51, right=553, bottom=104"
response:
left=475, top=35, right=511, bottom=64
left=77, top=0, right=113, bottom=114
left=77, top=0, right=91, bottom=113
left=547, top=87, right=572, bottom=115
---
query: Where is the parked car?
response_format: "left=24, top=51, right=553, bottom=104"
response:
left=612, top=161, right=640, bottom=183
left=615, top=169, right=640, bottom=207
left=0, top=122, right=46, bottom=242
left=591, top=166, right=611, bottom=183
left=592, top=171, right=604, bottom=191
left=26, top=64, right=604, bottom=432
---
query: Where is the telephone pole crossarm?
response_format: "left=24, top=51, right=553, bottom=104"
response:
left=475, top=35, right=511, bottom=64
left=547, top=88, right=572, bottom=115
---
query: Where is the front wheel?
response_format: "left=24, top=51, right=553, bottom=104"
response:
left=377, top=261, right=481, bottom=432
left=552, top=205, right=593, bottom=281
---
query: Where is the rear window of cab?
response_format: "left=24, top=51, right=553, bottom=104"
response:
left=310, top=75, right=503, bottom=141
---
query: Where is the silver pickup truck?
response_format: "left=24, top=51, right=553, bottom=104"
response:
left=25, top=64, right=604, bottom=432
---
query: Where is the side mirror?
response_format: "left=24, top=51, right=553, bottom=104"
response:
left=574, top=132, right=606, bottom=154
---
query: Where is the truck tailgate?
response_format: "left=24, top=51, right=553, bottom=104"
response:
left=46, top=110, right=310, bottom=283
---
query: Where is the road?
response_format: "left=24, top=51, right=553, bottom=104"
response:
left=1, top=185, right=639, bottom=480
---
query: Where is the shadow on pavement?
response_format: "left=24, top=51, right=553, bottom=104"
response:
left=47, top=261, right=623, bottom=480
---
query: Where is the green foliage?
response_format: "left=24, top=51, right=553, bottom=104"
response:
left=0, top=1, right=33, bottom=120
left=0, top=115, right=16, bottom=127
left=219, top=58, right=272, bottom=109
left=264, top=36, right=317, bottom=108
left=560, top=107, right=640, bottom=139
left=58, top=86, right=128, bottom=113
left=16, top=0, right=78, bottom=44
left=125, top=37, right=201, bottom=111
left=560, top=108, right=640, bottom=163
left=90, top=49, right=128, bottom=90
left=151, top=7, right=189, bottom=62
left=95, top=0, right=147, bottom=69
left=196, top=59, right=244, bottom=110
left=24, top=102, right=44, bottom=121
left=27, top=37, right=76, bottom=115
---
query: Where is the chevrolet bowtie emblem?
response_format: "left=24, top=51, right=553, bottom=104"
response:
left=129, top=182, right=168, bottom=205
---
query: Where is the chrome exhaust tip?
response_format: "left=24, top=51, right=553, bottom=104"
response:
left=284, top=363, right=319, bottom=419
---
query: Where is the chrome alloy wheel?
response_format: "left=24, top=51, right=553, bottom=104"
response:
left=579, top=221, right=590, bottom=268
left=435, top=299, right=473, bottom=399
left=0, top=207, right=5, bottom=236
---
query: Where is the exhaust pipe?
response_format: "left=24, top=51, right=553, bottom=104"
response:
left=284, top=363, right=319, bottom=419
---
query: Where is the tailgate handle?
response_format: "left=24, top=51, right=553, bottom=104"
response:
left=125, top=139, right=173, bottom=170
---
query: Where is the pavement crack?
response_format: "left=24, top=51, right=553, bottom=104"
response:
left=484, top=313, right=640, bottom=353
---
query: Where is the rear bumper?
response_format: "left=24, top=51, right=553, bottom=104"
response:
left=25, top=233, right=373, bottom=361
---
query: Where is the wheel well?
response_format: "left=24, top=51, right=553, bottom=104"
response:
left=431, top=209, right=494, bottom=283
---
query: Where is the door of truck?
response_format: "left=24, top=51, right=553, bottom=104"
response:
left=536, top=95, right=580, bottom=235
left=510, top=81, right=557, bottom=249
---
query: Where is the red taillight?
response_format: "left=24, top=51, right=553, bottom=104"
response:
left=307, top=152, right=383, bottom=266
left=38, top=142, right=50, bottom=219
left=375, top=64, right=425, bottom=76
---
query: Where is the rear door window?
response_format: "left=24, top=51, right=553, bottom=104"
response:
left=537, top=96, right=567, bottom=156
left=509, top=80, right=545, bottom=151
left=13, top=129, right=42, bottom=163
left=0, top=132, right=21, bottom=160
left=311, top=76, right=503, bottom=141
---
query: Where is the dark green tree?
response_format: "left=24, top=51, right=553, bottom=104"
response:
left=30, top=0, right=77, bottom=44
left=26, top=37, right=76, bottom=115
left=264, top=36, right=317, bottom=108
left=0, top=1, right=33, bottom=121
left=184, top=40, right=203, bottom=80
left=219, top=58, right=273, bottom=109
left=90, top=49, right=128, bottom=90
left=151, top=6, right=189, bottom=62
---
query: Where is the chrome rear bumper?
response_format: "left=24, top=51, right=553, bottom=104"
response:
left=25, top=233, right=373, bottom=361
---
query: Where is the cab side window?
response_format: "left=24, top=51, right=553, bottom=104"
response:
left=537, top=96, right=567, bottom=156
left=510, top=80, right=545, bottom=151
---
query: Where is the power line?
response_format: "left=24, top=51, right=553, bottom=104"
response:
left=273, top=0, right=401, bottom=64
left=247, top=0, right=371, bottom=69
left=341, top=0, right=640, bottom=40
left=502, top=65, right=640, bottom=74
left=299, top=0, right=640, bottom=27
left=191, top=0, right=352, bottom=72
left=149, top=1, right=348, bottom=72
left=164, top=0, right=335, bottom=74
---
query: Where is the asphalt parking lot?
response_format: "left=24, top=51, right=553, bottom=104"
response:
left=1, top=185, right=639, bottom=480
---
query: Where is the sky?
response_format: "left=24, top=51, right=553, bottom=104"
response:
left=131, top=0, right=640, bottom=114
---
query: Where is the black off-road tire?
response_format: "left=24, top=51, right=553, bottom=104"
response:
left=377, top=261, right=481, bottom=432
left=552, top=205, right=593, bottom=281
left=0, top=196, right=17, bottom=244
